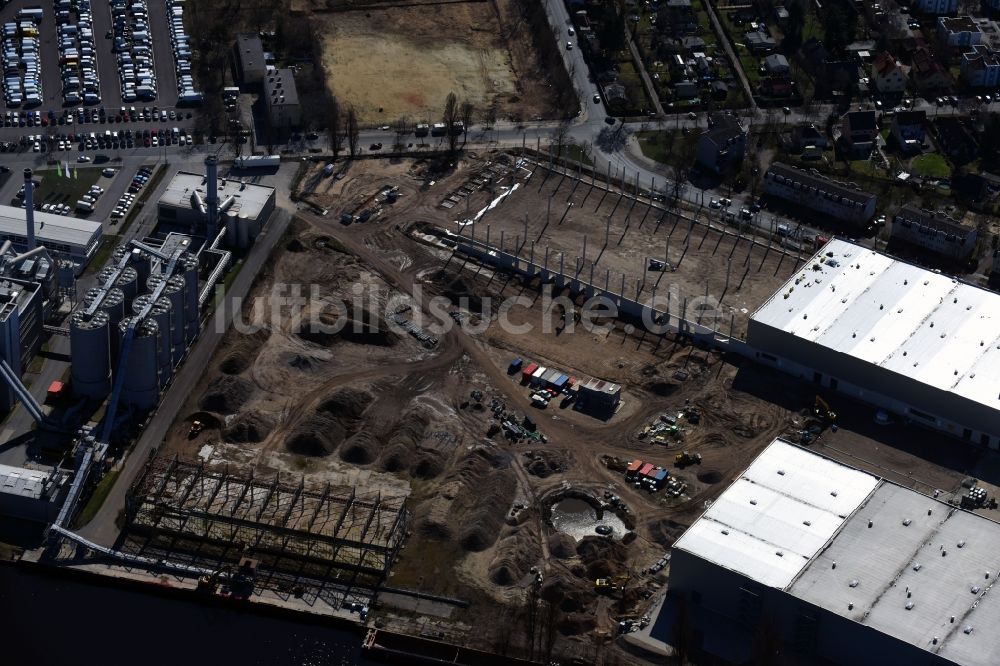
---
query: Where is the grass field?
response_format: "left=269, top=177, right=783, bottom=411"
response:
left=33, top=167, right=101, bottom=206
left=910, top=152, right=951, bottom=178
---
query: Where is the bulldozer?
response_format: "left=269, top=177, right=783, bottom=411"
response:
left=814, top=396, right=837, bottom=424
left=675, top=451, right=703, bottom=468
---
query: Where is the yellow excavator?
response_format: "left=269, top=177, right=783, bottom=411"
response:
left=595, top=574, right=630, bottom=593
left=814, top=396, right=837, bottom=424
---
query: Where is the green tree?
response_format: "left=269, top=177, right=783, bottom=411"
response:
left=782, top=2, right=805, bottom=54
left=823, top=1, right=857, bottom=55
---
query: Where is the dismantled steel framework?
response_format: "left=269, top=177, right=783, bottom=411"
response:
left=125, top=456, right=408, bottom=587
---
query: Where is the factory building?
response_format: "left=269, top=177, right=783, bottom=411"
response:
left=763, top=162, right=877, bottom=226
left=0, top=463, right=68, bottom=522
left=748, top=239, right=1000, bottom=448
left=0, top=204, right=102, bottom=272
left=157, top=161, right=275, bottom=245
left=663, top=438, right=1000, bottom=666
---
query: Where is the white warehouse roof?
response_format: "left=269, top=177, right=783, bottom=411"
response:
left=751, top=238, right=1000, bottom=415
left=0, top=204, right=103, bottom=251
left=0, top=463, right=51, bottom=499
left=672, top=439, right=879, bottom=588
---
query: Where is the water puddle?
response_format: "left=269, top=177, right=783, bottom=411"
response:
left=550, top=498, right=627, bottom=541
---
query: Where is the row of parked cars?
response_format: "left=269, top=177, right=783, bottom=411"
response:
left=14, top=125, right=191, bottom=153
left=111, top=0, right=156, bottom=101
left=166, top=0, right=199, bottom=104
left=3, top=9, right=45, bottom=107
left=56, top=0, right=102, bottom=105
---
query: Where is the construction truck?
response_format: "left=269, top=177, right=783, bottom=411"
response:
left=675, top=451, right=702, bottom=468
left=814, top=396, right=837, bottom=424
left=187, top=420, right=204, bottom=439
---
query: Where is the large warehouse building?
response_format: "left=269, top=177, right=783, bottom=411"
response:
left=0, top=204, right=102, bottom=271
left=663, top=438, right=1000, bottom=665
left=747, top=238, right=1000, bottom=448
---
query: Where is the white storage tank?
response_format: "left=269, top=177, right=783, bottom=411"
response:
left=132, top=294, right=172, bottom=386
left=147, top=273, right=186, bottom=364
left=70, top=309, right=111, bottom=399
left=118, top=316, right=160, bottom=410
left=178, top=252, right=200, bottom=342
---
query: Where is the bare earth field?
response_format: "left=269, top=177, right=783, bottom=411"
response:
left=155, top=155, right=999, bottom=663
left=317, top=1, right=568, bottom=124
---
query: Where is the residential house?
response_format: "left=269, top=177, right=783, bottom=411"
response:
left=660, top=0, right=697, bottom=36
left=790, top=123, right=829, bottom=151
left=823, top=59, right=862, bottom=94
left=910, top=47, right=954, bottom=93
left=890, top=110, right=926, bottom=153
left=761, top=76, right=793, bottom=97
left=839, top=110, right=878, bottom=159
left=872, top=52, right=907, bottom=93
left=914, top=0, right=958, bottom=14
left=746, top=31, right=777, bottom=53
left=696, top=114, right=747, bottom=174
left=933, top=116, right=978, bottom=164
left=891, top=205, right=977, bottom=261
left=764, top=53, right=790, bottom=75
left=937, top=16, right=983, bottom=47
left=774, top=6, right=790, bottom=27
left=681, top=36, right=706, bottom=50
left=961, top=44, right=1000, bottom=87
left=711, top=80, right=729, bottom=100
left=604, top=83, right=627, bottom=103
left=801, top=38, right=827, bottom=73
left=763, top=162, right=877, bottom=225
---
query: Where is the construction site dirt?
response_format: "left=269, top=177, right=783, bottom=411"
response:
left=155, top=155, right=996, bottom=664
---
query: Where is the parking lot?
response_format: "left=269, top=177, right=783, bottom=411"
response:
left=0, top=0, right=191, bottom=114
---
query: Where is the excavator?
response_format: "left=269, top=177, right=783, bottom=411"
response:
left=675, top=451, right=703, bottom=468
left=814, top=396, right=837, bottom=424
left=595, top=574, right=630, bottom=594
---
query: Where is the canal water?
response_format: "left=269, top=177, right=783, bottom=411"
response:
left=0, top=565, right=373, bottom=666
left=549, top=497, right=628, bottom=541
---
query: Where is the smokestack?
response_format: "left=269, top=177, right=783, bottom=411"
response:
left=23, top=169, right=35, bottom=251
left=205, top=155, right=218, bottom=236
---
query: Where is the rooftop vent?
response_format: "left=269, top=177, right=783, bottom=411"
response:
left=971, top=586, right=981, bottom=594
left=803, top=520, right=811, bottom=526
left=849, top=579, right=859, bottom=588
left=958, top=540, right=966, bottom=548
left=868, top=520, right=873, bottom=528
left=903, top=519, right=912, bottom=526
left=750, top=499, right=758, bottom=505
left=777, top=469, right=785, bottom=475
left=913, top=562, right=922, bottom=571
left=906, top=602, right=914, bottom=610
left=964, top=626, right=974, bottom=635
left=721, top=529, right=729, bottom=535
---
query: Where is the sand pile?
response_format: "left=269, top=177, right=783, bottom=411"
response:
left=488, top=529, right=538, bottom=586
left=575, top=536, right=629, bottom=579
left=297, top=306, right=397, bottom=348
left=547, top=532, right=576, bottom=559
left=647, top=518, right=688, bottom=548
left=199, top=376, right=254, bottom=414
left=218, top=329, right=271, bottom=375
left=286, top=412, right=347, bottom=456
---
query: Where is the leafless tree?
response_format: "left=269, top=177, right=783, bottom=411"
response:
left=460, top=100, right=475, bottom=144
left=346, top=105, right=359, bottom=158
left=550, top=120, right=571, bottom=159
left=328, top=95, right=342, bottom=159
left=394, top=115, right=410, bottom=151
left=443, top=92, right=460, bottom=153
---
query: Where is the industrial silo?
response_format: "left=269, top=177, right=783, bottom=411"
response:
left=237, top=213, right=249, bottom=248
left=99, top=287, right=126, bottom=363
left=133, top=294, right=172, bottom=386
left=224, top=210, right=238, bottom=247
left=147, top=273, right=186, bottom=364
left=178, top=252, right=200, bottom=342
left=118, top=316, right=160, bottom=410
left=128, top=248, right=152, bottom=286
left=70, top=309, right=111, bottom=399
left=115, top=266, right=139, bottom=306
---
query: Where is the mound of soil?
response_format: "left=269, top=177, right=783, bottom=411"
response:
left=647, top=518, right=688, bottom=548
left=285, top=238, right=306, bottom=252
left=415, top=497, right=452, bottom=541
left=318, top=388, right=374, bottom=419
left=297, top=307, right=397, bottom=348
left=339, top=430, right=379, bottom=464
left=411, top=452, right=445, bottom=479
left=524, top=449, right=571, bottom=478
left=548, top=532, right=576, bottom=559
left=286, top=413, right=346, bottom=456
left=284, top=353, right=318, bottom=371
left=647, top=381, right=680, bottom=396
left=487, top=531, right=538, bottom=587
left=452, top=450, right=516, bottom=552
left=576, top=536, right=629, bottom=579
left=433, top=271, right=486, bottom=313
left=224, top=412, right=275, bottom=444
left=697, top=470, right=724, bottom=484
left=199, top=376, right=254, bottom=414
left=379, top=443, right=411, bottom=472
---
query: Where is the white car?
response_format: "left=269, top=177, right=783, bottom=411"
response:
left=77, top=154, right=91, bottom=162
left=31, top=141, right=40, bottom=152
left=568, top=27, right=575, bottom=36
left=709, top=198, right=721, bottom=209
left=566, top=41, right=573, bottom=50
left=102, top=168, right=116, bottom=177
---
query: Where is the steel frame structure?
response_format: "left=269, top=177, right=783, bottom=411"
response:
left=125, top=456, right=408, bottom=586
